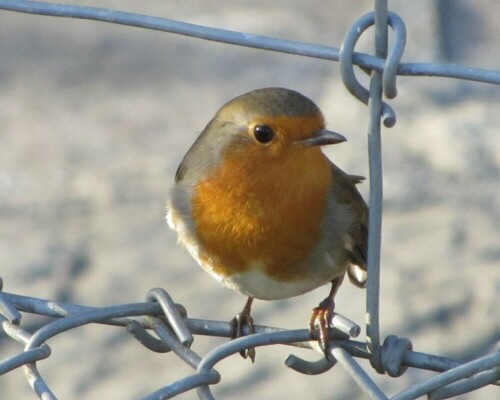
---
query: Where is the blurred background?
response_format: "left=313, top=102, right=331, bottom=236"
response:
left=0, top=1, right=499, bottom=399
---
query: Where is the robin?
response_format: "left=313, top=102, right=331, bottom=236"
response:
left=167, top=87, right=368, bottom=361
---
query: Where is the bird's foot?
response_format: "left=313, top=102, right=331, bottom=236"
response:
left=230, top=297, right=256, bottom=362
left=309, top=296, right=335, bottom=358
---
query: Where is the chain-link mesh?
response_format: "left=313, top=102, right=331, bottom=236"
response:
left=0, top=1, right=499, bottom=399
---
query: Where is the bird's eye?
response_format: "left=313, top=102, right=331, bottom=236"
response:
left=253, top=125, right=274, bottom=144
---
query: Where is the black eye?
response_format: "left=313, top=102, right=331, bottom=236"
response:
left=253, top=125, right=274, bottom=144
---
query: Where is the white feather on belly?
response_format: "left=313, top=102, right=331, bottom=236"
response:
left=218, top=260, right=334, bottom=301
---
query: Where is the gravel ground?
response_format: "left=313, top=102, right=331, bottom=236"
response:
left=0, top=1, right=499, bottom=399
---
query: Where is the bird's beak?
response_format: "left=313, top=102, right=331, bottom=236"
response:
left=299, top=129, right=347, bottom=147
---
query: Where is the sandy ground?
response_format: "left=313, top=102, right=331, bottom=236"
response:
left=0, top=1, right=499, bottom=399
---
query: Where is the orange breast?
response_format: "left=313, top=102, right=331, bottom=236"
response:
left=191, top=144, right=332, bottom=282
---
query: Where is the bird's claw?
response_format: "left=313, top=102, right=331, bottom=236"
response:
left=309, top=298, right=335, bottom=358
left=230, top=311, right=256, bottom=362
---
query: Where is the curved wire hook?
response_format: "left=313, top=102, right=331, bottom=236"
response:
left=285, top=354, right=336, bottom=375
left=285, top=313, right=361, bottom=376
left=339, top=12, right=407, bottom=128
left=146, top=288, right=193, bottom=347
left=126, top=319, right=172, bottom=353
left=382, top=13, right=406, bottom=99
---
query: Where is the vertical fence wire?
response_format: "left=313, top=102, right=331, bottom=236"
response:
left=365, top=0, right=389, bottom=359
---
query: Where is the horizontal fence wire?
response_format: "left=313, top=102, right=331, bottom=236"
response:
left=0, top=0, right=499, bottom=86
left=1, top=290, right=499, bottom=400
left=0, top=0, right=499, bottom=399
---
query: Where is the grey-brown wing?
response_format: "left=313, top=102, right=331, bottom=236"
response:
left=329, top=163, right=368, bottom=288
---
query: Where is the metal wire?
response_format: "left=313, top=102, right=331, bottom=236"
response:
left=0, top=0, right=498, bottom=86
left=0, top=1, right=499, bottom=399
left=1, top=291, right=499, bottom=399
left=364, top=0, right=388, bottom=363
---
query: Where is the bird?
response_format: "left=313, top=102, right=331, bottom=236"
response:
left=166, top=87, right=368, bottom=361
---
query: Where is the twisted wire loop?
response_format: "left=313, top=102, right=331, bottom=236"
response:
left=378, top=335, right=413, bottom=377
left=339, top=11, right=406, bottom=128
left=0, top=1, right=500, bottom=400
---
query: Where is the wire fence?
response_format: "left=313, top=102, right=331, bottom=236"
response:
left=0, top=0, right=499, bottom=399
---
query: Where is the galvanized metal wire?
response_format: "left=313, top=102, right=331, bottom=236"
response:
left=0, top=1, right=499, bottom=399
left=1, top=290, right=499, bottom=400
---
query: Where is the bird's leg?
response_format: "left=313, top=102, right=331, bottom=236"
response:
left=230, top=296, right=256, bottom=362
left=309, top=275, right=344, bottom=357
